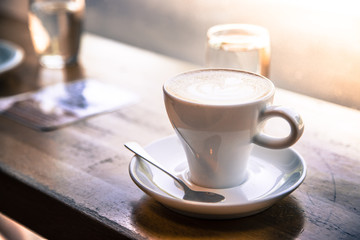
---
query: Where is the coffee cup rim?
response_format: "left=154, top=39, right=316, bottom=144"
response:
left=163, top=68, right=275, bottom=107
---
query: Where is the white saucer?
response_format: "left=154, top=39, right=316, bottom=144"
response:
left=129, top=135, right=306, bottom=219
left=0, top=40, right=24, bottom=75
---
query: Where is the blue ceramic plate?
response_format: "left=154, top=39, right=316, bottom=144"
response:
left=0, top=40, right=24, bottom=74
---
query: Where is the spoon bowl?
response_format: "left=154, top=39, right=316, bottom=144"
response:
left=125, top=142, right=225, bottom=203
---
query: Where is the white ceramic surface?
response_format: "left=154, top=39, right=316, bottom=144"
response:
left=129, top=135, right=306, bottom=219
left=163, top=69, right=304, bottom=188
left=0, top=40, right=24, bottom=74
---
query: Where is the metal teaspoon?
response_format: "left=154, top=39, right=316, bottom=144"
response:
left=124, top=142, right=225, bottom=203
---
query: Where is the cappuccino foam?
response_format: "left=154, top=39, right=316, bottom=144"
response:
left=165, top=70, right=273, bottom=105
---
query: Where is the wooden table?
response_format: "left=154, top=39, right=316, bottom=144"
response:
left=0, top=16, right=359, bottom=239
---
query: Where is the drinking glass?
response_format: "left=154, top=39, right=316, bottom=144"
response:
left=206, top=24, right=271, bottom=77
left=28, top=0, right=85, bottom=69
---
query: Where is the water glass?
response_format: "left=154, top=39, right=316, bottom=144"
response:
left=206, top=24, right=271, bottom=77
left=28, top=0, right=85, bottom=69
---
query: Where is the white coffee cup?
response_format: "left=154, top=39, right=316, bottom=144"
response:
left=163, top=69, right=304, bottom=189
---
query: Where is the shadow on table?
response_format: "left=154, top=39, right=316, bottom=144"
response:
left=131, top=195, right=304, bottom=239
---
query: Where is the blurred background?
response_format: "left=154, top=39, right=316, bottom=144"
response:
left=0, top=1, right=359, bottom=239
left=1, top=0, right=360, bottom=110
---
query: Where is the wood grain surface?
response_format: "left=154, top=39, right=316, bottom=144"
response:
left=0, top=16, right=359, bottom=240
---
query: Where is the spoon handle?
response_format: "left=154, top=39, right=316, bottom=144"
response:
left=124, top=142, right=182, bottom=183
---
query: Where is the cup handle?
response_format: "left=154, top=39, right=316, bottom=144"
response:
left=253, top=106, right=304, bottom=149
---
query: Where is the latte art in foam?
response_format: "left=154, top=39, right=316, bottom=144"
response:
left=165, top=70, right=273, bottom=105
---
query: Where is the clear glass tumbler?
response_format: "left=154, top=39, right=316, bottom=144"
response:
left=206, top=24, right=271, bottom=78
left=28, top=0, right=85, bottom=69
